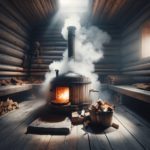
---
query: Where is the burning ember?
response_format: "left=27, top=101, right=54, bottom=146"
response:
left=55, top=87, right=69, bottom=104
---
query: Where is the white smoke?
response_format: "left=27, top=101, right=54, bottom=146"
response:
left=43, top=15, right=110, bottom=100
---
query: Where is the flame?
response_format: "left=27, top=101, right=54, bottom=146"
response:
left=55, top=87, right=69, bottom=104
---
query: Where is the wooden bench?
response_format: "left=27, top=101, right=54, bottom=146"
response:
left=108, top=85, right=150, bottom=103
left=0, top=84, right=33, bottom=97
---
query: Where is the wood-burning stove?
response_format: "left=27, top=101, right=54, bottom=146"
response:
left=48, top=26, right=92, bottom=110
left=49, top=72, right=91, bottom=107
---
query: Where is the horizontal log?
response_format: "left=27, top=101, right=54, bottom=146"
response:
left=0, top=54, right=23, bottom=66
left=0, top=1, right=30, bottom=31
left=0, top=64, right=24, bottom=71
left=106, top=75, right=150, bottom=85
left=122, top=63, right=150, bottom=71
left=36, top=38, right=65, bottom=42
left=122, top=51, right=140, bottom=63
left=33, top=59, right=53, bottom=64
left=0, top=44, right=25, bottom=58
left=121, top=32, right=140, bottom=46
left=35, top=34, right=63, bottom=39
left=30, top=69, right=49, bottom=72
left=0, top=39, right=26, bottom=52
left=97, top=57, right=120, bottom=63
left=121, top=41, right=140, bottom=55
left=31, top=64, right=49, bottom=69
left=32, top=56, right=62, bottom=60
left=95, top=64, right=120, bottom=69
left=122, top=70, right=150, bottom=75
left=30, top=72, right=47, bottom=76
left=122, top=5, right=150, bottom=37
left=123, top=57, right=150, bottom=67
left=40, top=51, right=63, bottom=55
left=103, top=51, right=121, bottom=56
left=0, top=12, right=28, bottom=38
left=0, top=84, right=32, bottom=97
left=102, top=46, right=120, bottom=52
left=0, top=71, right=27, bottom=76
left=40, top=46, right=66, bottom=51
left=0, top=23, right=28, bottom=43
left=0, top=28, right=29, bottom=49
left=40, top=42, right=67, bottom=47
left=95, top=69, right=117, bottom=72
left=96, top=72, right=120, bottom=75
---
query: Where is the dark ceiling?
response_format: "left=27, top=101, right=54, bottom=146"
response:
left=5, top=0, right=150, bottom=28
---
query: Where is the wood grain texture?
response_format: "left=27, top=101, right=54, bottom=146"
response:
left=0, top=100, right=149, bottom=150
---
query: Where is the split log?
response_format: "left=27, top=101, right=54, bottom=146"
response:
left=0, top=98, right=19, bottom=116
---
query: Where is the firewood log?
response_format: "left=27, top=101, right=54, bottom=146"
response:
left=3, top=101, right=8, bottom=107
left=0, top=107, right=3, bottom=114
left=13, top=102, right=19, bottom=109
left=8, top=105, right=13, bottom=111
left=112, top=123, right=119, bottom=129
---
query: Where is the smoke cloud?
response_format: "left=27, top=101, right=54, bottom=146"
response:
left=43, top=15, right=110, bottom=100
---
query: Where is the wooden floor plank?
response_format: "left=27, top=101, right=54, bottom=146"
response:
left=0, top=101, right=43, bottom=141
left=88, top=128, right=112, bottom=150
left=47, top=135, right=66, bottom=150
left=104, top=115, right=144, bottom=150
left=114, top=107, right=150, bottom=150
left=0, top=101, right=44, bottom=149
left=22, top=134, right=51, bottom=150
left=65, top=126, right=77, bottom=150
left=76, top=125, right=90, bottom=150
left=0, top=99, right=149, bottom=150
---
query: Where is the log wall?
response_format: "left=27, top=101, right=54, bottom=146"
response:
left=30, top=25, right=121, bottom=82
left=120, top=3, right=150, bottom=78
left=95, top=27, right=121, bottom=82
left=29, top=25, right=66, bottom=78
left=0, top=0, right=31, bottom=79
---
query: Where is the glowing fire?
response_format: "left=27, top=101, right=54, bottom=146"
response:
left=55, top=87, right=69, bottom=104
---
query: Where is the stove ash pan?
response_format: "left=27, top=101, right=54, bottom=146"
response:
left=49, top=72, right=92, bottom=106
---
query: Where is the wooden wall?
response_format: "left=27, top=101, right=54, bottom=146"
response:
left=95, top=27, right=121, bottom=82
left=0, top=0, right=31, bottom=79
left=29, top=25, right=66, bottom=78
left=30, top=24, right=121, bottom=81
left=120, top=3, right=150, bottom=77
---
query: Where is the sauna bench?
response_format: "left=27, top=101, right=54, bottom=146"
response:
left=108, top=85, right=150, bottom=103
left=0, top=84, right=33, bottom=97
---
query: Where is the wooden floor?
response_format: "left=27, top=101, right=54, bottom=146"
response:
left=0, top=98, right=150, bottom=150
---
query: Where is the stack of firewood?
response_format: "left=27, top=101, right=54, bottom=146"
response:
left=89, top=100, right=114, bottom=112
left=0, top=77, right=24, bottom=86
left=71, top=100, right=119, bottom=129
left=0, top=98, right=19, bottom=116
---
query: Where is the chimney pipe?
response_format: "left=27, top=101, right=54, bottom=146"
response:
left=67, top=26, right=76, bottom=60
left=55, top=69, right=59, bottom=77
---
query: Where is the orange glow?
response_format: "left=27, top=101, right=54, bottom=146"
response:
left=55, top=87, right=69, bottom=104
left=142, top=21, right=150, bottom=58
